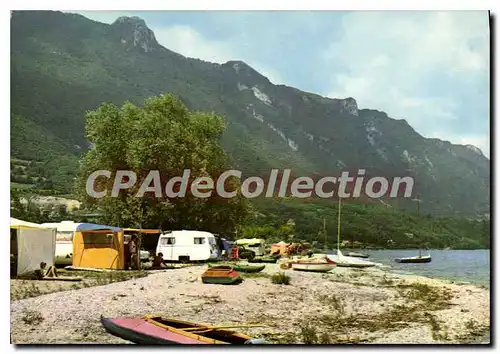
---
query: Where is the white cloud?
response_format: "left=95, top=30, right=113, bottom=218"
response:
left=154, top=25, right=234, bottom=63
left=324, top=11, right=489, bottom=153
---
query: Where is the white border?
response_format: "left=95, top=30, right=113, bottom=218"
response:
left=3, top=1, right=497, bottom=354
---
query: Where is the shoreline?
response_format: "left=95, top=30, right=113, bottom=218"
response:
left=10, top=264, right=490, bottom=344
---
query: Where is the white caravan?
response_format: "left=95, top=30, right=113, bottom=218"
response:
left=156, top=230, right=219, bottom=262
left=41, top=221, right=81, bottom=265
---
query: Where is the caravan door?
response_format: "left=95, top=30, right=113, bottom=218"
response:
left=157, top=233, right=176, bottom=261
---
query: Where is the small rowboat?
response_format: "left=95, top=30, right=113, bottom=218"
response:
left=290, top=256, right=336, bottom=273
left=248, top=256, right=278, bottom=263
left=346, top=252, right=370, bottom=258
left=394, top=255, right=432, bottom=263
left=101, top=315, right=265, bottom=344
left=201, top=266, right=242, bottom=284
left=208, top=263, right=265, bottom=273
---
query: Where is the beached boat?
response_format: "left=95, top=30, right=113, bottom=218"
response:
left=290, top=256, right=336, bottom=272
left=326, top=250, right=377, bottom=268
left=208, top=263, right=265, bottom=273
left=394, top=255, right=432, bottom=263
left=327, top=199, right=377, bottom=268
left=101, top=315, right=265, bottom=344
left=201, top=266, right=242, bottom=284
left=248, top=256, right=277, bottom=263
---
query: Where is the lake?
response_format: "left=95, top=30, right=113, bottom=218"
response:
left=339, top=249, right=490, bottom=286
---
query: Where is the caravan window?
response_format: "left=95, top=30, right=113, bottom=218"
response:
left=56, top=231, right=73, bottom=242
left=208, top=237, right=216, bottom=245
left=194, top=237, right=205, bottom=245
left=83, top=233, right=115, bottom=246
left=160, top=237, right=175, bottom=246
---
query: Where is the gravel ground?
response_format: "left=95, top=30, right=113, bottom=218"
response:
left=10, top=264, right=490, bottom=344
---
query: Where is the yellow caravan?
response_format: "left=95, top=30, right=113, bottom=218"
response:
left=10, top=218, right=56, bottom=276
left=71, top=223, right=125, bottom=269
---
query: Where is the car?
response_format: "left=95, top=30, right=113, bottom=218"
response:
left=140, top=249, right=151, bottom=261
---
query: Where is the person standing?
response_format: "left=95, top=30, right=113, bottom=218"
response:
left=129, top=235, right=138, bottom=270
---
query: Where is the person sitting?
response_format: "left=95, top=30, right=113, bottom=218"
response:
left=151, top=253, right=167, bottom=269
left=35, top=262, right=58, bottom=280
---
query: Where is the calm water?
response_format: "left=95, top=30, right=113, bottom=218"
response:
left=340, top=249, right=490, bottom=286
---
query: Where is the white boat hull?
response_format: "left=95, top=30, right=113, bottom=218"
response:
left=291, top=262, right=336, bottom=272
left=314, top=253, right=378, bottom=268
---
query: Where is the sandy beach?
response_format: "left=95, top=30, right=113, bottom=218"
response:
left=10, top=264, right=490, bottom=344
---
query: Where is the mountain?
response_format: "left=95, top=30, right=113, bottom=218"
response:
left=10, top=10, right=490, bottom=216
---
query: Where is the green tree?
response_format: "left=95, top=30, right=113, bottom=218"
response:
left=75, top=93, right=249, bottom=235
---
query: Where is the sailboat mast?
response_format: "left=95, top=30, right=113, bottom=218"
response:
left=337, top=197, right=341, bottom=252
left=323, top=218, right=327, bottom=252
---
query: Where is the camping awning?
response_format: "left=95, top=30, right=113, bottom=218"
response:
left=124, top=228, right=161, bottom=234
left=235, top=238, right=265, bottom=245
left=75, top=223, right=122, bottom=232
left=10, top=218, right=50, bottom=229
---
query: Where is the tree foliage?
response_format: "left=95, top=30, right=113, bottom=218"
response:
left=75, top=93, right=249, bottom=235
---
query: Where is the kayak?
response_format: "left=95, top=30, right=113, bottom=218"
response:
left=201, top=266, right=242, bottom=284
left=208, top=263, right=265, bottom=273
left=101, top=315, right=265, bottom=344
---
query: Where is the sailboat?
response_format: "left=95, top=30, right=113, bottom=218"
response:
left=323, top=198, right=377, bottom=268
left=394, top=197, right=432, bottom=264
left=394, top=249, right=432, bottom=263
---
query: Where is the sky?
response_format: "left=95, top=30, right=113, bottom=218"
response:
left=74, top=10, right=490, bottom=157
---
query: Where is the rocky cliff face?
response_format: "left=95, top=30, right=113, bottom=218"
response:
left=10, top=11, right=490, bottom=216
left=111, top=16, right=159, bottom=52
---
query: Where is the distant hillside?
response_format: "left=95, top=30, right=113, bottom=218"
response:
left=10, top=10, right=490, bottom=215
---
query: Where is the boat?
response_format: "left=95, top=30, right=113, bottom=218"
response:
left=394, top=198, right=432, bottom=264
left=327, top=198, right=377, bottom=268
left=346, top=251, right=370, bottom=258
left=394, top=249, right=432, bottom=263
left=101, top=315, right=265, bottom=344
left=327, top=251, right=377, bottom=268
left=289, top=256, right=336, bottom=272
left=208, top=263, right=265, bottom=273
left=201, top=266, right=242, bottom=284
left=394, top=255, right=432, bottom=263
left=248, top=256, right=278, bottom=263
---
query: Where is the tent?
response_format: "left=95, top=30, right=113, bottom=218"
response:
left=72, top=224, right=125, bottom=270
left=123, top=228, right=161, bottom=252
left=10, top=218, right=56, bottom=276
left=271, top=242, right=290, bottom=257
left=234, top=238, right=265, bottom=246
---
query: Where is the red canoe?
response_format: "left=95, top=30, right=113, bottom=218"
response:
left=101, top=315, right=263, bottom=344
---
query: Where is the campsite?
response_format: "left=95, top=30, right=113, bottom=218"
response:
left=9, top=217, right=490, bottom=344
left=11, top=261, right=490, bottom=344
left=9, top=9, right=490, bottom=346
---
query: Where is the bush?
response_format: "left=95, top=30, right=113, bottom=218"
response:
left=300, top=323, right=318, bottom=344
left=21, top=309, right=44, bottom=325
left=271, top=272, right=291, bottom=285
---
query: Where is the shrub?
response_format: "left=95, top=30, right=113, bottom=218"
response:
left=271, top=272, right=291, bottom=285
